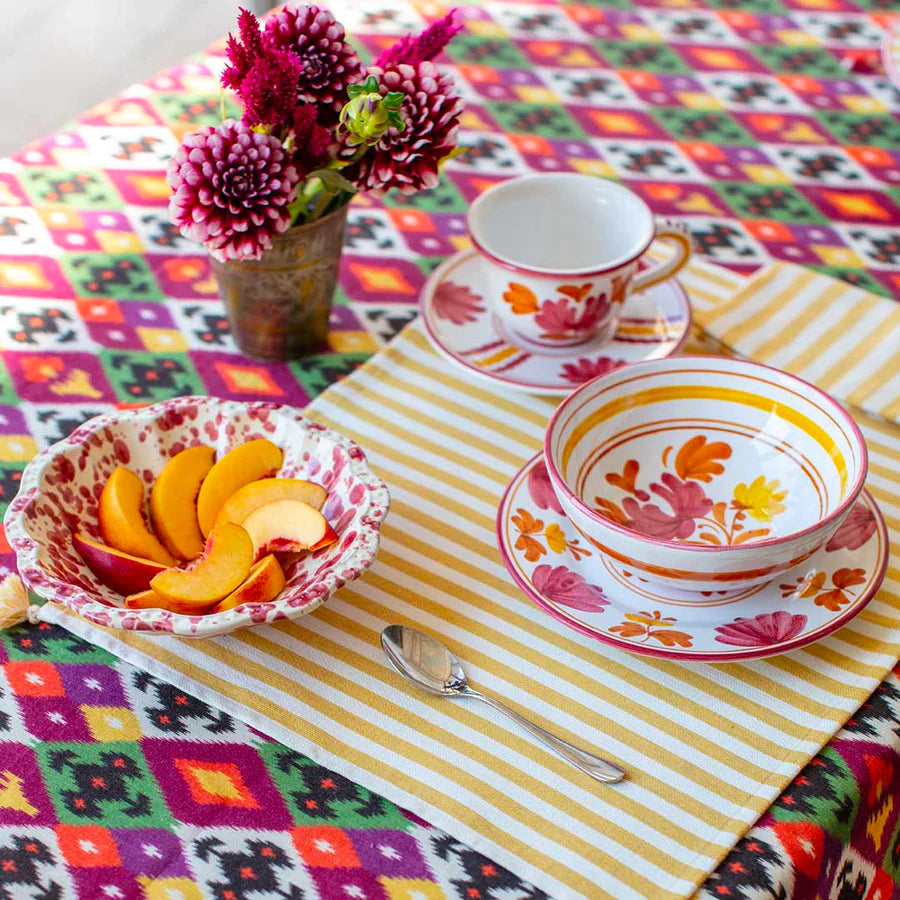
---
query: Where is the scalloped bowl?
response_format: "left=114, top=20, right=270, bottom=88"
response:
left=4, top=396, right=390, bottom=637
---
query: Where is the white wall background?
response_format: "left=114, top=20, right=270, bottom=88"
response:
left=0, top=0, right=275, bottom=156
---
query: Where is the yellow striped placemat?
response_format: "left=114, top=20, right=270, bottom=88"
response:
left=44, top=259, right=900, bottom=900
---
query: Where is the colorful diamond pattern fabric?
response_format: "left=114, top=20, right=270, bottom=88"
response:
left=0, top=0, right=898, bottom=896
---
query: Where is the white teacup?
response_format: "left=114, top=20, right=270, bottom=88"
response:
left=467, top=173, right=692, bottom=351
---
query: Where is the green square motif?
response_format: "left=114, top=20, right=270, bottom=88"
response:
left=593, top=41, right=689, bottom=74
left=1, top=622, right=116, bottom=663
left=770, top=748, right=857, bottom=844
left=446, top=35, right=529, bottom=69
left=101, top=351, right=203, bottom=402
left=150, top=93, right=241, bottom=129
left=289, top=353, right=369, bottom=398
left=60, top=254, right=163, bottom=301
left=811, top=266, right=892, bottom=299
left=753, top=45, right=847, bottom=78
left=257, top=743, right=412, bottom=830
left=20, top=169, right=120, bottom=209
left=383, top=177, right=466, bottom=213
left=816, top=112, right=900, bottom=149
left=652, top=109, right=754, bottom=144
left=485, top=102, right=584, bottom=139
left=714, top=183, right=825, bottom=223
left=36, top=743, right=171, bottom=827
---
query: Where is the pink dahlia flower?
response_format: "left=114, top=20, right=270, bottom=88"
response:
left=344, top=62, right=463, bottom=194
left=166, top=119, right=300, bottom=262
left=265, top=4, right=363, bottom=119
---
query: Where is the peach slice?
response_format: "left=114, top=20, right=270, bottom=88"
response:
left=124, top=588, right=216, bottom=615
left=214, top=478, right=326, bottom=530
left=150, top=522, right=253, bottom=607
left=213, top=554, right=285, bottom=613
left=98, top=467, right=175, bottom=566
left=196, top=439, right=283, bottom=537
left=73, top=533, right=167, bottom=596
left=241, top=499, right=338, bottom=560
left=150, top=445, right=215, bottom=560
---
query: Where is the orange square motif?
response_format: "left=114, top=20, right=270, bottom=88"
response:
left=56, top=825, right=121, bottom=868
left=4, top=661, right=65, bottom=697
left=292, top=826, right=361, bottom=868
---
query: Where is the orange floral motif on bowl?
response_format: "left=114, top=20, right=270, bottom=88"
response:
left=594, top=435, right=790, bottom=546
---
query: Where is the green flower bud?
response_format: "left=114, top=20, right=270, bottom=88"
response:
left=339, top=77, right=406, bottom=146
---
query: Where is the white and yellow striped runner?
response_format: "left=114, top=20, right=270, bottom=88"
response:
left=46, top=259, right=900, bottom=900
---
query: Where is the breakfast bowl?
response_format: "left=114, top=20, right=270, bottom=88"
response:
left=4, top=396, right=390, bottom=637
left=543, top=356, right=867, bottom=593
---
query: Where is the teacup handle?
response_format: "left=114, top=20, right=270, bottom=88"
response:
left=631, top=218, right=692, bottom=293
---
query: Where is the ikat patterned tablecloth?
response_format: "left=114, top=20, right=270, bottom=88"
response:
left=0, top=0, right=898, bottom=897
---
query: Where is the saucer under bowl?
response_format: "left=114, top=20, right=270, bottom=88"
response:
left=543, top=356, right=868, bottom=592
left=497, top=453, right=887, bottom=662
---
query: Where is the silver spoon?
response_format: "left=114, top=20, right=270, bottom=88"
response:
left=381, top=624, right=625, bottom=784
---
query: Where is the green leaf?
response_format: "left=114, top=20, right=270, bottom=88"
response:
left=308, top=168, right=358, bottom=195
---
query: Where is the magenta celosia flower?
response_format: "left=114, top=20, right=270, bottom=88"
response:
left=265, top=4, right=363, bottom=120
left=166, top=119, right=300, bottom=262
left=222, top=7, right=304, bottom=132
left=375, top=9, right=462, bottom=68
left=341, top=62, right=463, bottom=194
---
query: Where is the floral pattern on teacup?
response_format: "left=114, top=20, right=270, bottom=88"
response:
left=595, top=435, right=790, bottom=546
left=503, top=279, right=624, bottom=342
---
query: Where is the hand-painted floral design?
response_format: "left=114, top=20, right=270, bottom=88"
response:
left=432, top=281, right=485, bottom=325
left=502, top=282, right=611, bottom=341
left=826, top=502, right=876, bottom=552
left=594, top=435, right=789, bottom=546
left=609, top=610, right=692, bottom=647
left=560, top=357, right=625, bottom=385
left=526, top=461, right=562, bottom=514
left=732, top=476, right=788, bottom=522
left=532, top=564, right=607, bottom=611
left=780, top=567, right=867, bottom=611
left=714, top=611, right=807, bottom=647
left=511, top=508, right=590, bottom=562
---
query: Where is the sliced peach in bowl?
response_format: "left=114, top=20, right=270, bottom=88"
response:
left=213, top=554, right=285, bottom=612
left=99, top=466, right=175, bottom=566
left=73, top=533, right=167, bottom=596
left=241, top=499, right=338, bottom=560
left=150, top=522, right=253, bottom=608
left=196, top=438, right=283, bottom=537
left=150, top=445, right=215, bottom=560
left=214, top=478, right=326, bottom=530
left=125, top=587, right=218, bottom=615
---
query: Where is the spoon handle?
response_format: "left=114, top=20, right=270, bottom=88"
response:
left=464, top=690, right=625, bottom=784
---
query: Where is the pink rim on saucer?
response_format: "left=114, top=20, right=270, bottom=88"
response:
left=496, top=453, right=888, bottom=662
left=420, top=249, right=691, bottom=396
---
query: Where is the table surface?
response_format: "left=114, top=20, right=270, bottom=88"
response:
left=0, top=1, right=898, bottom=897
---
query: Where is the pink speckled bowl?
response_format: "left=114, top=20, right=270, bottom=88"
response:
left=4, top=396, right=390, bottom=637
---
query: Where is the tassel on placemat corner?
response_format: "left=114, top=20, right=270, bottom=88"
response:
left=0, top=575, right=40, bottom=629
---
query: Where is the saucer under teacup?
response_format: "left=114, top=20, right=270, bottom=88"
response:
left=420, top=249, right=691, bottom=396
left=496, top=453, right=888, bottom=662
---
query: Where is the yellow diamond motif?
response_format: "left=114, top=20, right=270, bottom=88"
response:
left=188, top=766, right=243, bottom=800
left=138, top=876, right=204, bottom=900
left=569, top=158, right=618, bottom=178
left=842, top=95, right=887, bottom=114
left=0, top=436, right=40, bottom=462
left=676, top=92, right=721, bottom=109
left=82, top=706, right=142, bottom=741
left=0, top=262, right=51, bottom=290
left=381, top=878, right=448, bottom=900
left=620, top=24, right=660, bottom=40
left=813, top=245, right=864, bottom=267
left=137, top=328, right=189, bottom=353
left=774, top=29, right=820, bottom=45
left=743, top=165, right=792, bottom=184
left=329, top=330, right=379, bottom=354
left=98, top=230, right=144, bottom=255
left=515, top=86, right=557, bottom=104
left=129, top=174, right=170, bottom=201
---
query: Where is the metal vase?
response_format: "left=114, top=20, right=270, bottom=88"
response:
left=210, top=203, right=349, bottom=361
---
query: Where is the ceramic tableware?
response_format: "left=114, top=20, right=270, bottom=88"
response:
left=497, top=453, right=887, bottom=662
left=467, top=173, right=692, bottom=351
left=381, top=624, right=625, bottom=783
left=420, top=248, right=691, bottom=395
left=544, top=356, right=868, bottom=592
left=5, top=396, right=390, bottom=637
